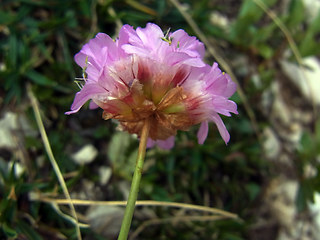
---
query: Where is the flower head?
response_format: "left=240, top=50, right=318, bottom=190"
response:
left=66, top=23, right=238, bottom=149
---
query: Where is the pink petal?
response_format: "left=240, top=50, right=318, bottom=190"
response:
left=136, top=23, right=164, bottom=49
left=210, top=113, right=230, bottom=144
left=121, top=44, right=150, bottom=58
left=212, top=98, right=238, bottom=116
left=147, top=138, right=156, bottom=148
left=147, top=137, right=175, bottom=149
left=89, top=100, right=99, bottom=109
left=157, top=136, right=175, bottom=149
left=170, top=29, right=205, bottom=58
left=65, top=84, right=106, bottom=115
left=166, top=52, right=205, bottom=67
left=224, top=74, right=237, bottom=97
left=197, top=121, right=209, bottom=144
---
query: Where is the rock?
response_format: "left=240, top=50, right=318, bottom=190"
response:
left=280, top=57, right=320, bottom=105
left=86, top=205, right=124, bottom=238
left=71, top=144, right=98, bottom=165
left=0, top=111, right=35, bottom=149
left=210, top=11, right=229, bottom=29
left=98, top=167, right=112, bottom=185
left=265, top=179, right=298, bottom=229
left=263, top=127, right=280, bottom=159
left=303, top=0, right=320, bottom=23
left=0, top=112, right=18, bottom=148
left=308, top=193, right=320, bottom=232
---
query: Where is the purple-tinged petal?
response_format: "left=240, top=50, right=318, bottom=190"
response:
left=147, top=136, right=175, bottom=149
left=157, top=136, right=175, bottom=149
left=68, top=23, right=238, bottom=146
left=117, top=25, right=134, bottom=57
left=136, top=23, right=164, bottom=49
left=122, top=23, right=164, bottom=55
left=224, top=74, right=237, bottom=98
left=74, top=33, right=121, bottom=82
left=210, top=113, right=230, bottom=144
left=197, top=121, right=209, bottom=144
left=166, top=52, right=205, bottom=67
left=204, top=63, right=227, bottom=93
left=74, top=53, right=102, bottom=81
left=212, top=97, right=238, bottom=116
left=89, top=100, right=99, bottom=109
left=147, top=138, right=156, bottom=148
left=121, top=44, right=150, bottom=58
left=65, top=84, right=106, bottom=115
left=170, top=29, right=205, bottom=58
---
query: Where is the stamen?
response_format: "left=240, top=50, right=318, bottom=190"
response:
left=82, top=56, right=89, bottom=81
left=74, top=78, right=84, bottom=89
left=161, top=28, right=172, bottom=45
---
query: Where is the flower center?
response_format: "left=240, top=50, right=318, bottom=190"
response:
left=98, top=56, right=200, bottom=140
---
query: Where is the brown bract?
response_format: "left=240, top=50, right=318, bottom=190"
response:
left=103, top=83, right=199, bottom=140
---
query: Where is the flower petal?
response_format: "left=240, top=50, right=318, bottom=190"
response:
left=212, top=97, right=238, bottom=116
left=224, top=74, right=237, bottom=98
left=136, top=23, right=164, bottom=49
left=210, top=113, right=230, bottom=144
left=89, top=100, right=99, bottom=109
left=170, top=29, right=205, bottom=58
left=65, top=84, right=106, bottom=115
left=147, top=138, right=156, bottom=148
left=166, top=52, right=205, bottom=67
left=197, top=120, right=209, bottom=144
left=147, top=137, right=175, bottom=149
left=157, top=136, right=175, bottom=149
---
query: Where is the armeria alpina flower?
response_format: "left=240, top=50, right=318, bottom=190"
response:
left=66, top=23, right=238, bottom=149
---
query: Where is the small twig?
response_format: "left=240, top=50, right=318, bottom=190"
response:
left=34, top=196, right=238, bottom=219
left=168, top=0, right=262, bottom=141
left=27, top=84, right=82, bottom=240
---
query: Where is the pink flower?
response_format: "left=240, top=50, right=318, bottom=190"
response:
left=66, top=23, right=238, bottom=149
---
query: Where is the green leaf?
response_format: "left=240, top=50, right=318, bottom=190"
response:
left=0, top=11, right=16, bottom=25
left=299, top=131, right=315, bottom=160
left=229, top=0, right=277, bottom=44
left=8, top=35, right=18, bottom=68
left=245, top=183, right=260, bottom=201
left=287, top=0, right=305, bottom=28
left=315, top=118, right=320, bottom=149
left=79, top=0, right=92, bottom=17
left=299, top=11, right=320, bottom=57
left=253, top=23, right=277, bottom=43
left=2, top=222, right=17, bottom=238
left=222, top=232, right=245, bottom=240
left=256, top=43, right=274, bottom=59
left=16, top=220, right=43, bottom=240
left=25, top=70, right=56, bottom=86
left=296, top=179, right=315, bottom=211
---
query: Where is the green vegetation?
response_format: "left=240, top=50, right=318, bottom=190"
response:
left=1, top=0, right=319, bottom=239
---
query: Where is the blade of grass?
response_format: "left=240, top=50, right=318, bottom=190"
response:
left=27, top=84, right=82, bottom=240
left=125, top=0, right=157, bottom=16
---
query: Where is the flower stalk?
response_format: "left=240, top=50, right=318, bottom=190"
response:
left=117, top=118, right=151, bottom=240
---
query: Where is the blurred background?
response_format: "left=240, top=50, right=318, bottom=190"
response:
left=1, top=0, right=320, bottom=239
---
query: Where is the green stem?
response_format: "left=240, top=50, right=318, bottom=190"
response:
left=117, top=118, right=151, bottom=240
